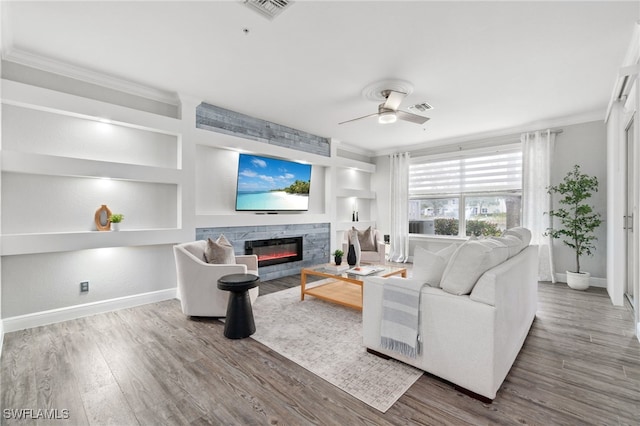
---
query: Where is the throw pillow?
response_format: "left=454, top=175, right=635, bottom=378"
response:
left=440, top=240, right=495, bottom=296
left=490, top=235, right=524, bottom=258
left=353, top=226, right=376, bottom=251
left=503, top=227, right=532, bottom=246
left=476, top=238, right=509, bottom=268
left=412, top=244, right=457, bottom=287
left=204, top=235, right=235, bottom=264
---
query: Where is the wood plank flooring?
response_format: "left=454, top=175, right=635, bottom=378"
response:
left=2, top=277, right=639, bottom=425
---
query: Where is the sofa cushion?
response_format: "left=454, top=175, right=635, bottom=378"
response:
left=353, top=226, right=376, bottom=251
left=204, top=235, right=235, bottom=264
left=490, top=235, right=524, bottom=258
left=503, top=227, right=532, bottom=246
left=412, top=244, right=457, bottom=287
left=440, top=239, right=508, bottom=295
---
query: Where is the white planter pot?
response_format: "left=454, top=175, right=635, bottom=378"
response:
left=566, top=271, right=590, bottom=290
left=111, top=222, right=121, bottom=231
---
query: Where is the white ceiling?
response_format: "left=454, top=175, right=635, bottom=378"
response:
left=2, top=1, right=638, bottom=155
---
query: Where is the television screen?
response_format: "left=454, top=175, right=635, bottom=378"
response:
left=235, top=154, right=312, bottom=211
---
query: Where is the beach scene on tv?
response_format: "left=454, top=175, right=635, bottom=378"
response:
left=236, top=154, right=312, bottom=211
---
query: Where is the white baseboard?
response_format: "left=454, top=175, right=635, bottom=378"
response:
left=2, top=288, right=177, bottom=333
left=554, top=273, right=607, bottom=288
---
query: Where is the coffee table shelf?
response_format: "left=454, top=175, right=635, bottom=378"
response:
left=300, top=264, right=407, bottom=311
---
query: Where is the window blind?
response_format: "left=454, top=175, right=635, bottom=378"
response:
left=409, top=149, right=522, bottom=196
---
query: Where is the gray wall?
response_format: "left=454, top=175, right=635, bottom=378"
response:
left=196, top=223, right=330, bottom=281
left=197, top=103, right=330, bottom=157
left=551, top=120, right=607, bottom=279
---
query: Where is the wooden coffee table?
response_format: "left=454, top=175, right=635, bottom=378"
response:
left=300, top=264, right=407, bottom=311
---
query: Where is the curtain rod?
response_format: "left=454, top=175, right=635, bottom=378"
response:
left=522, top=129, right=563, bottom=135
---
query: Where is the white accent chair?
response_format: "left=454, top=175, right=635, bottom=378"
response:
left=342, top=228, right=386, bottom=264
left=173, top=240, right=260, bottom=317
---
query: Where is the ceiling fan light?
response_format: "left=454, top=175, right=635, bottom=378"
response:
left=378, top=112, right=397, bottom=124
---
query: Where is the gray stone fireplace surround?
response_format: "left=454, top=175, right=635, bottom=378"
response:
left=196, top=223, right=330, bottom=281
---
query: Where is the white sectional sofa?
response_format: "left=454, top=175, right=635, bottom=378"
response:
left=363, top=230, right=538, bottom=401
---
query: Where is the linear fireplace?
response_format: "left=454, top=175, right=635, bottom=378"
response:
left=245, top=236, right=303, bottom=267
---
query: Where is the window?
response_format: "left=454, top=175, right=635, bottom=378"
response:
left=409, top=147, right=522, bottom=237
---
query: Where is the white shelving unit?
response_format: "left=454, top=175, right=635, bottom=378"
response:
left=1, top=80, right=189, bottom=256
left=331, top=157, right=378, bottom=248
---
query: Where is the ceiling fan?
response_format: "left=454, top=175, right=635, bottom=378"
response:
left=339, top=89, right=431, bottom=126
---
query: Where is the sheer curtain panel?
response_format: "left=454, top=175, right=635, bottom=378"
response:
left=389, top=152, right=410, bottom=262
left=522, top=130, right=556, bottom=282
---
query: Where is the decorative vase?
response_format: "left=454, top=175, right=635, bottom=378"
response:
left=347, top=244, right=357, bottom=266
left=566, top=271, right=590, bottom=290
left=334, top=256, right=342, bottom=265
left=94, top=204, right=112, bottom=231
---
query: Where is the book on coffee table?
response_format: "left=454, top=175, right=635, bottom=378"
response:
left=346, top=266, right=386, bottom=276
left=324, top=264, right=350, bottom=273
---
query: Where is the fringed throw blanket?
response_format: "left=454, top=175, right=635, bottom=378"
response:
left=380, top=279, right=427, bottom=358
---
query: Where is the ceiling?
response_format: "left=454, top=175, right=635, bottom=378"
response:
left=2, top=1, right=638, bottom=155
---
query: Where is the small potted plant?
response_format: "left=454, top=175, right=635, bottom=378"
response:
left=545, top=165, right=602, bottom=290
left=109, top=213, right=124, bottom=231
left=333, top=249, right=344, bottom=265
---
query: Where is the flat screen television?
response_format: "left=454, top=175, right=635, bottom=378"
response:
left=235, top=153, right=312, bottom=211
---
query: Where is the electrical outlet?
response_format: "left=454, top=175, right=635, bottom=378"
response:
left=80, top=281, right=89, bottom=292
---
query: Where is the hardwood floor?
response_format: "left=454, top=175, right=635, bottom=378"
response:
left=2, top=277, right=639, bottom=425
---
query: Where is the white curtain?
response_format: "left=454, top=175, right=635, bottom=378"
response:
left=388, top=152, right=410, bottom=262
left=522, top=130, right=556, bottom=282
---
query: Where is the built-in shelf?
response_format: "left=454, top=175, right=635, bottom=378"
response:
left=333, top=156, right=376, bottom=173
left=1, top=150, right=182, bottom=183
left=335, top=188, right=376, bottom=199
left=336, top=221, right=376, bottom=231
left=1, top=80, right=189, bottom=256
left=1, top=229, right=188, bottom=256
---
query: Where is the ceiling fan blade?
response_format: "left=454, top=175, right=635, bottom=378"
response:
left=396, top=110, right=430, bottom=125
left=383, top=90, right=406, bottom=111
left=338, top=112, right=379, bottom=125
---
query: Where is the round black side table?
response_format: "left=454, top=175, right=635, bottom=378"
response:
left=217, top=273, right=260, bottom=339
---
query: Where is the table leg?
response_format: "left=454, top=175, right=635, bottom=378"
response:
left=301, top=270, right=306, bottom=300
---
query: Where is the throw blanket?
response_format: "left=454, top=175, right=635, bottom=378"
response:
left=380, top=278, right=427, bottom=358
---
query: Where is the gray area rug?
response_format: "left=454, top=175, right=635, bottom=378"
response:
left=250, top=285, right=423, bottom=412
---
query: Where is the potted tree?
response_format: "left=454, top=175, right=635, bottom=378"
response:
left=546, top=165, right=602, bottom=290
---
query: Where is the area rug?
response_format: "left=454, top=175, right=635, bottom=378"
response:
left=250, top=285, right=423, bottom=413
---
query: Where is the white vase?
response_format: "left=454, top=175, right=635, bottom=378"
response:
left=566, top=271, right=590, bottom=290
left=111, top=222, right=121, bottom=231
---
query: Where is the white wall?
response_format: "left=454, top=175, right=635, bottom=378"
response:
left=372, top=154, right=391, bottom=236
left=195, top=144, right=327, bottom=216
left=2, top=245, right=175, bottom=318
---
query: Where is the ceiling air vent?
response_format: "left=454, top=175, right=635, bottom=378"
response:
left=243, top=0, right=293, bottom=20
left=408, top=102, right=434, bottom=114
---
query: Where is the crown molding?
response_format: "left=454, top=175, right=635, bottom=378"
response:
left=373, top=109, right=605, bottom=157
left=335, top=140, right=376, bottom=158
left=2, top=48, right=180, bottom=106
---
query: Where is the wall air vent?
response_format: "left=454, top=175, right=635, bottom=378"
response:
left=408, top=102, right=434, bottom=113
left=243, top=0, right=293, bottom=20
